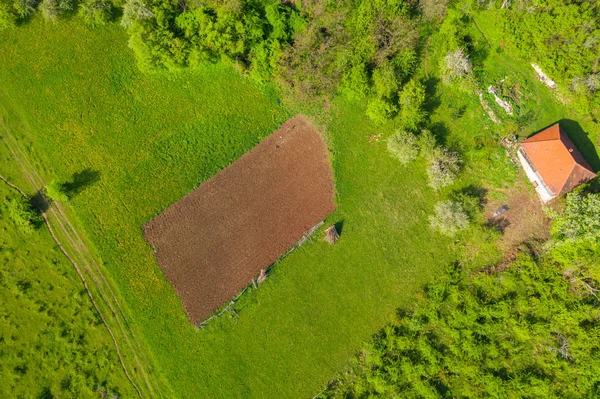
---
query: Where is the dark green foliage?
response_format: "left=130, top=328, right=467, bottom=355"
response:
left=324, top=257, right=600, bottom=398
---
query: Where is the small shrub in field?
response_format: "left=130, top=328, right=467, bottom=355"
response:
left=417, top=129, right=437, bottom=153
left=39, top=0, right=75, bottom=21
left=427, top=148, right=461, bottom=189
left=419, top=0, right=450, bottom=20
left=79, top=0, right=112, bottom=26
left=551, top=192, right=600, bottom=243
left=442, top=48, right=472, bottom=83
left=46, top=180, right=68, bottom=202
left=0, top=2, right=16, bottom=29
left=5, top=197, right=40, bottom=234
left=366, top=97, right=397, bottom=124
left=398, top=78, right=427, bottom=131
left=372, top=62, right=399, bottom=99
left=121, top=0, right=153, bottom=28
left=387, top=130, right=419, bottom=165
left=429, top=200, right=469, bottom=236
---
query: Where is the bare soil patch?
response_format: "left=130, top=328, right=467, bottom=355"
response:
left=144, top=115, right=336, bottom=324
left=485, top=179, right=550, bottom=252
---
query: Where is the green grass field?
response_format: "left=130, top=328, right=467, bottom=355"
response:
left=1, top=9, right=598, bottom=398
left=0, top=183, right=136, bottom=398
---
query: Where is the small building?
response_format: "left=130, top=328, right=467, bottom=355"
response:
left=517, top=123, right=596, bottom=203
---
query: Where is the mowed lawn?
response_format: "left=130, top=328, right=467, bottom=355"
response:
left=0, top=16, right=538, bottom=398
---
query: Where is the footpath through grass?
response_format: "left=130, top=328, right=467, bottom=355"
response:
left=0, top=182, right=136, bottom=398
left=0, top=12, right=577, bottom=397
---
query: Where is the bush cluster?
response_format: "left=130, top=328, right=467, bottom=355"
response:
left=428, top=199, right=469, bottom=236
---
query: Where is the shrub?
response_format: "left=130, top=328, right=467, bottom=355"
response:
left=39, top=0, right=75, bottom=21
left=397, top=78, right=427, bottom=131
left=46, top=180, right=69, bottom=202
left=372, top=62, right=399, bottom=99
left=5, top=197, right=40, bottom=234
left=387, top=130, right=419, bottom=165
left=79, top=0, right=112, bottom=26
left=441, top=48, right=472, bottom=83
left=120, top=0, right=153, bottom=28
left=366, top=97, right=397, bottom=124
left=551, top=192, right=600, bottom=243
left=427, top=148, right=461, bottom=189
left=429, top=200, right=469, bottom=236
left=0, top=1, right=16, bottom=29
left=419, top=0, right=450, bottom=20
left=13, top=0, right=36, bottom=18
left=417, top=129, right=437, bottom=153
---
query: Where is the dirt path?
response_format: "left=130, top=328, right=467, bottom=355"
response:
left=0, top=119, right=158, bottom=397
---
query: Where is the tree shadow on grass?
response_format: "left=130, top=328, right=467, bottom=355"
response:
left=424, top=77, right=442, bottom=115
left=559, top=119, right=600, bottom=172
left=334, top=220, right=344, bottom=236
left=61, top=168, right=101, bottom=199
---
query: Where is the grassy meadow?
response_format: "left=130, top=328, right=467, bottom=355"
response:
left=0, top=183, right=136, bottom=398
left=1, top=8, right=599, bottom=399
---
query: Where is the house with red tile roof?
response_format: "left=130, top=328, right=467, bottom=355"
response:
left=517, top=123, right=596, bottom=203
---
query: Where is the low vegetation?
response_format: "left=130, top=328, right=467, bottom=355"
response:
left=0, top=185, right=135, bottom=398
left=429, top=200, right=469, bottom=236
left=1, top=0, right=599, bottom=397
left=323, top=246, right=600, bottom=398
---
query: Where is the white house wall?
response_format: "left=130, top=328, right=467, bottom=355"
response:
left=517, top=149, right=555, bottom=203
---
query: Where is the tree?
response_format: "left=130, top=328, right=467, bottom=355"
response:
left=45, top=180, right=69, bottom=202
left=79, top=0, right=112, bottom=26
left=0, top=0, right=16, bottom=29
left=427, top=147, right=461, bottom=189
left=442, top=48, right=472, bottom=83
left=417, top=129, right=437, bottom=153
left=387, top=130, right=419, bottom=165
left=366, top=97, right=397, bottom=124
left=550, top=192, right=600, bottom=243
left=324, top=256, right=600, bottom=398
left=397, top=78, right=427, bottom=131
left=121, top=0, right=153, bottom=28
left=372, top=62, right=398, bottom=99
left=429, top=200, right=469, bottom=236
left=13, top=0, right=36, bottom=18
left=39, top=0, right=76, bottom=21
left=5, top=196, right=41, bottom=234
left=419, top=0, right=450, bottom=20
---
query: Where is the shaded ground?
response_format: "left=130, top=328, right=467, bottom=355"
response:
left=144, top=115, right=335, bottom=325
left=486, top=178, right=550, bottom=253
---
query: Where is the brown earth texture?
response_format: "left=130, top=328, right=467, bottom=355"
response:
left=144, top=115, right=336, bottom=325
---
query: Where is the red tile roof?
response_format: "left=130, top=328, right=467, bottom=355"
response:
left=521, top=124, right=596, bottom=197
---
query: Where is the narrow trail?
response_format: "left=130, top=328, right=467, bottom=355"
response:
left=0, top=174, right=143, bottom=399
left=0, top=119, right=157, bottom=397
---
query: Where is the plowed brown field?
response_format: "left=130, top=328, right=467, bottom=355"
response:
left=144, top=115, right=336, bottom=324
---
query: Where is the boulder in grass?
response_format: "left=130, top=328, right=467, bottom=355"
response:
left=324, top=225, right=340, bottom=245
